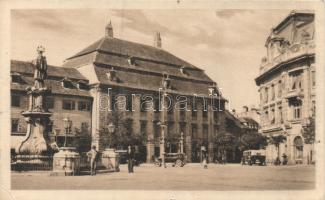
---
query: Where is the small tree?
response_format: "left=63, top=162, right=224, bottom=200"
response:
left=240, top=133, right=267, bottom=150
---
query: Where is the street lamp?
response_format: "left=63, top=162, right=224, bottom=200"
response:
left=107, top=122, right=115, bottom=148
left=179, top=132, right=184, bottom=154
left=63, top=117, right=72, bottom=147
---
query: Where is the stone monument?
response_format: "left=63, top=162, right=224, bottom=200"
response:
left=16, top=46, right=53, bottom=155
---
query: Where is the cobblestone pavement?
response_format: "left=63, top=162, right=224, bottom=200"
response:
left=11, top=164, right=315, bottom=190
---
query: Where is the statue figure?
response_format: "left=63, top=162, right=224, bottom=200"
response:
left=34, top=46, right=47, bottom=88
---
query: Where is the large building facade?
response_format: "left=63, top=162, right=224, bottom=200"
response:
left=255, top=11, right=315, bottom=164
left=11, top=22, right=247, bottom=163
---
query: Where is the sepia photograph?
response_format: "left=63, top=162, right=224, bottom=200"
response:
left=0, top=1, right=324, bottom=200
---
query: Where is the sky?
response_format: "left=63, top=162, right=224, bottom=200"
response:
left=11, top=9, right=291, bottom=111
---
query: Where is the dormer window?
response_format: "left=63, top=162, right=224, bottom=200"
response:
left=127, top=56, right=137, bottom=66
left=78, top=80, right=88, bottom=90
left=106, top=68, right=117, bottom=81
left=162, top=73, right=171, bottom=89
left=61, top=77, right=74, bottom=89
left=180, top=66, right=189, bottom=76
left=208, top=83, right=219, bottom=96
left=11, top=72, right=22, bottom=83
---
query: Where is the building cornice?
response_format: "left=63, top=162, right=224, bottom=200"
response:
left=255, top=53, right=314, bottom=86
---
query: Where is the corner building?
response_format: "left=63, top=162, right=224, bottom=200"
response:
left=255, top=11, right=315, bottom=164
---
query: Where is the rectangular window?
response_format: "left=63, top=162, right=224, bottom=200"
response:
left=126, top=94, right=133, bottom=111
left=271, top=84, right=275, bottom=100
left=278, top=81, right=282, bottom=97
left=140, top=120, right=147, bottom=139
left=11, top=95, right=20, bottom=107
left=312, top=101, right=316, bottom=117
left=278, top=106, right=283, bottom=123
left=11, top=119, right=20, bottom=132
left=290, top=70, right=303, bottom=90
left=78, top=101, right=91, bottom=111
left=264, top=111, right=269, bottom=125
left=203, top=110, right=208, bottom=118
left=154, top=122, right=160, bottom=139
left=311, top=71, right=316, bottom=87
left=265, top=87, right=268, bottom=103
left=294, top=106, right=301, bottom=119
left=45, top=97, right=55, bottom=109
left=11, top=75, right=21, bottom=83
left=62, top=100, right=75, bottom=110
left=203, top=124, right=208, bottom=139
left=179, top=109, right=186, bottom=119
left=191, top=124, right=197, bottom=139
left=270, top=108, right=275, bottom=124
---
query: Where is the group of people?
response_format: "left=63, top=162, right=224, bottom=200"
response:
left=88, top=145, right=136, bottom=176
left=274, top=153, right=288, bottom=165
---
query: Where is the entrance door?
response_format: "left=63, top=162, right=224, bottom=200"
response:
left=294, top=136, right=303, bottom=163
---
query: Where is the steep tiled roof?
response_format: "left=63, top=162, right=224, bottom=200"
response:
left=94, top=66, right=220, bottom=97
left=11, top=60, right=87, bottom=81
left=11, top=60, right=91, bottom=97
left=66, top=37, right=198, bottom=69
left=63, top=37, right=214, bottom=83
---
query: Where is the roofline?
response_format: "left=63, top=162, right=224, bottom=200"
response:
left=273, top=11, right=314, bottom=33
left=90, top=82, right=227, bottom=101
left=66, top=47, right=202, bottom=71
left=255, top=53, right=314, bottom=85
left=93, top=62, right=213, bottom=85
left=11, top=60, right=89, bottom=82
left=65, top=37, right=201, bottom=71
left=11, top=88, right=93, bottom=99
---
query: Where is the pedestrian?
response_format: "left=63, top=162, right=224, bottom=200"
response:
left=89, top=145, right=98, bottom=176
left=222, top=153, right=226, bottom=164
left=127, top=145, right=134, bottom=173
left=202, top=154, right=208, bottom=169
left=282, top=153, right=288, bottom=165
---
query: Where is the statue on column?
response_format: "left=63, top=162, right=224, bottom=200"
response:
left=17, top=46, right=53, bottom=155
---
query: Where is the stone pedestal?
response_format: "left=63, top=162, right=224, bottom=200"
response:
left=52, top=147, right=80, bottom=176
left=101, top=148, right=120, bottom=172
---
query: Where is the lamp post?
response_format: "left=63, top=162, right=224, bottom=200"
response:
left=180, top=132, right=184, bottom=154
left=107, top=122, right=116, bottom=149
left=63, top=117, right=72, bottom=147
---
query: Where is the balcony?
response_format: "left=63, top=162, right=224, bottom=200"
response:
left=259, top=41, right=315, bottom=75
left=285, top=89, right=304, bottom=99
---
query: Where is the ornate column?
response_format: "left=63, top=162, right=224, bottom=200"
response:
left=16, top=46, right=52, bottom=155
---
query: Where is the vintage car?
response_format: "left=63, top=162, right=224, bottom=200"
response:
left=154, top=153, right=186, bottom=167
left=242, top=150, right=266, bottom=166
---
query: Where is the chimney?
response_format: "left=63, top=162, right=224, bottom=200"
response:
left=105, top=20, right=113, bottom=38
left=154, top=32, right=162, bottom=48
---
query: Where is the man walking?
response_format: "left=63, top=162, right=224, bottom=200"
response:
left=89, top=145, right=98, bottom=176
left=127, top=145, right=134, bottom=173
